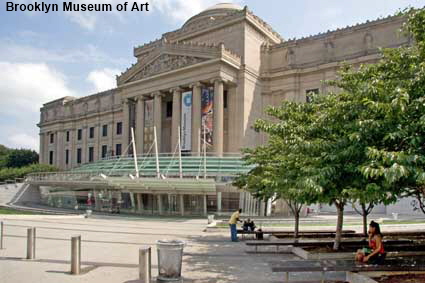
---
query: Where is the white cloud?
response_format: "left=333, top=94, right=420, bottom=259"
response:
left=0, top=62, right=76, bottom=151
left=0, top=39, right=127, bottom=66
left=87, top=68, right=120, bottom=93
left=64, top=0, right=243, bottom=30
left=8, top=133, right=39, bottom=150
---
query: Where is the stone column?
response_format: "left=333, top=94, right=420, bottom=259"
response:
left=157, top=194, right=163, bottom=215
left=56, top=130, right=63, bottom=169
left=129, top=192, right=136, bottom=212
left=122, top=99, right=130, bottom=154
left=203, top=194, right=208, bottom=216
left=39, top=133, right=45, bottom=164
left=179, top=194, right=184, bottom=216
left=94, top=121, right=100, bottom=161
left=226, top=86, right=238, bottom=152
left=136, top=97, right=145, bottom=155
left=45, top=132, right=49, bottom=165
left=191, top=83, right=202, bottom=155
left=70, top=128, right=75, bottom=168
left=154, top=93, right=163, bottom=152
left=213, top=79, right=224, bottom=156
left=217, top=192, right=222, bottom=214
left=171, top=88, right=182, bottom=151
left=94, top=190, right=101, bottom=211
left=137, top=193, right=143, bottom=212
left=108, top=120, right=113, bottom=156
left=82, top=126, right=87, bottom=164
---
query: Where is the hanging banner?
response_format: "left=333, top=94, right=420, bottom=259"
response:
left=181, top=91, right=192, bottom=151
left=143, top=99, right=154, bottom=152
left=201, top=87, right=214, bottom=146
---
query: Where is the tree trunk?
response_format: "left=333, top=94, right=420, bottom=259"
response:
left=294, top=210, right=300, bottom=238
left=361, top=203, right=368, bottom=237
left=333, top=202, right=344, bottom=251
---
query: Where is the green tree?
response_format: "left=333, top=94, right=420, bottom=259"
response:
left=0, top=145, right=11, bottom=168
left=357, top=8, right=425, bottom=214
left=0, top=163, right=58, bottom=182
left=5, top=149, right=39, bottom=168
left=234, top=100, right=321, bottom=238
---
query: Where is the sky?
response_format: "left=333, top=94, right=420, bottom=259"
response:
left=0, top=0, right=423, bottom=152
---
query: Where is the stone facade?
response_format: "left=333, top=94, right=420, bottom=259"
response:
left=38, top=3, right=410, bottom=170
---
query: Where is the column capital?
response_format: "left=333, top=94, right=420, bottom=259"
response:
left=135, top=95, right=149, bottom=102
left=189, top=82, right=203, bottom=89
left=150, top=91, right=165, bottom=98
left=169, top=87, right=183, bottom=93
left=210, top=77, right=224, bottom=85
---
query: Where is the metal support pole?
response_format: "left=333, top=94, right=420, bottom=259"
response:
left=154, top=126, right=160, bottom=178
left=26, top=227, right=36, bottom=260
left=177, top=126, right=183, bottom=179
left=71, top=235, right=81, bottom=275
left=131, top=127, right=140, bottom=178
left=139, top=246, right=151, bottom=283
left=0, top=221, right=3, bottom=249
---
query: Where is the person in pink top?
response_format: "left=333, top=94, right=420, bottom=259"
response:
left=355, top=221, right=386, bottom=264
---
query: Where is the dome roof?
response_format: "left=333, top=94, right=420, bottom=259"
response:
left=204, top=3, right=243, bottom=11
left=182, top=3, right=243, bottom=28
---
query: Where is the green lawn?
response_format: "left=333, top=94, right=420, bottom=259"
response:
left=0, top=207, right=38, bottom=215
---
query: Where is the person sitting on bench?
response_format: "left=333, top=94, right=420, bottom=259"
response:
left=355, top=221, right=386, bottom=264
left=243, top=218, right=256, bottom=232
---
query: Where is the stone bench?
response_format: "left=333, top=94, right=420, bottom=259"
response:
left=270, top=258, right=425, bottom=283
left=246, top=239, right=413, bottom=253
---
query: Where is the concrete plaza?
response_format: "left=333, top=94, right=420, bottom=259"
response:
left=0, top=214, right=424, bottom=283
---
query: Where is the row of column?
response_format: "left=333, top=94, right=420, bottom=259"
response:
left=132, top=193, right=208, bottom=216
left=40, top=120, right=119, bottom=169
left=123, top=79, right=225, bottom=156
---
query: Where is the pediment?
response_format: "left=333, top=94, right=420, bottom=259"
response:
left=117, top=41, right=241, bottom=85
left=127, top=53, right=209, bottom=83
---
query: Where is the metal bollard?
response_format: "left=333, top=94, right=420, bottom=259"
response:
left=139, top=247, right=151, bottom=283
left=0, top=221, right=3, bottom=249
left=26, top=227, right=36, bottom=259
left=71, top=235, right=81, bottom=275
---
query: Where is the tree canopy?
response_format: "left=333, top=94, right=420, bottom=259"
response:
left=235, top=8, right=425, bottom=249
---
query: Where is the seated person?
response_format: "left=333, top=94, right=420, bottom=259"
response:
left=355, top=221, right=386, bottom=264
left=242, top=218, right=256, bottom=232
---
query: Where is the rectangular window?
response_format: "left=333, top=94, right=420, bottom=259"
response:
left=66, top=131, right=70, bottom=142
left=166, top=101, right=173, bottom=118
left=102, top=124, right=108, bottom=137
left=101, top=145, right=108, bottom=158
left=116, top=122, right=122, bottom=135
left=50, top=133, right=54, bottom=143
left=77, top=129, right=82, bottom=140
left=306, top=88, right=319, bottom=103
left=224, top=90, right=228, bottom=109
left=115, top=144, right=122, bottom=156
left=89, top=127, right=95, bottom=139
left=88, top=147, right=94, bottom=162
left=65, top=149, right=69, bottom=165
left=77, top=148, right=82, bottom=164
left=49, top=151, right=54, bottom=165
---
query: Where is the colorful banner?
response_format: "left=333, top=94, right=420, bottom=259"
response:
left=201, top=87, right=214, bottom=146
left=143, top=99, right=154, bottom=152
left=181, top=91, right=192, bottom=151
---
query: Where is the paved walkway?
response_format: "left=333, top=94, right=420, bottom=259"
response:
left=0, top=214, right=424, bottom=283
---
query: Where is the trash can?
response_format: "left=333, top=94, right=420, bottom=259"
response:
left=207, top=214, right=215, bottom=224
left=156, top=240, right=185, bottom=282
left=392, top=213, right=399, bottom=221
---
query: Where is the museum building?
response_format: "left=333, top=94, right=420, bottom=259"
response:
left=29, top=4, right=410, bottom=216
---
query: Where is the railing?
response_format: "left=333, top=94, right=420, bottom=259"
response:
left=97, top=152, right=242, bottom=162
left=26, top=171, right=239, bottom=184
